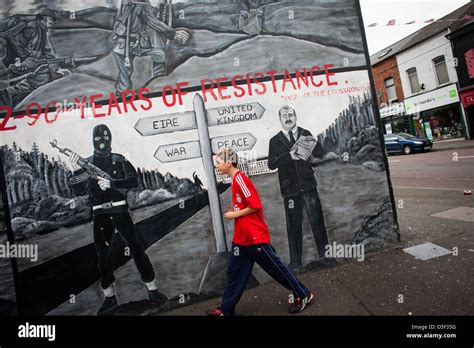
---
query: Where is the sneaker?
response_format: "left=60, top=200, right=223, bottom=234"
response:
left=288, top=292, right=314, bottom=314
left=148, top=289, right=168, bottom=302
left=97, top=295, right=118, bottom=315
left=205, top=307, right=227, bottom=316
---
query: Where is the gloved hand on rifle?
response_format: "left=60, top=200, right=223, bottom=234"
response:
left=97, top=177, right=111, bottom=191
left=69, top=153, right=111, bottom=191
left=69, top=152, right=80, bottom=171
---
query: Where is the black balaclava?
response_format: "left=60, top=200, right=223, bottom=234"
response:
left=93, top=124, right=112, bottom=156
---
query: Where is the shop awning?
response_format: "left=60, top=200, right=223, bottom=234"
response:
left=404, top=84, right=460, bottom=114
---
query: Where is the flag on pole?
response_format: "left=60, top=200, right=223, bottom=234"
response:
left=387, top=19, right=396, bottom=26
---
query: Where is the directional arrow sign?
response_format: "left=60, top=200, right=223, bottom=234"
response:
left=135, top=103, right=265, bottom=137
left=207, top=103, right=265, bottom=126
left=155, top=133, right=257, bottom=162
left=154, top=141, right=201, bottom=163
left=134, top=112, right=196, bottom=136
left=211, top=133, right=257, bottom=154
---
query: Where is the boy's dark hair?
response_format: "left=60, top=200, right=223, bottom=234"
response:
left=215, top=148, right=239, bottom=167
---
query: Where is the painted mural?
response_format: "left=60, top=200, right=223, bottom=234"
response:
left=0, top=0, right=399, bottom=316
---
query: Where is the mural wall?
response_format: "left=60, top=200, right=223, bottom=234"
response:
left=0, top=0, right=399, bottom=316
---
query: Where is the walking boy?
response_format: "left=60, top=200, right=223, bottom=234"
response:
left=206, top=148, right=314, bottom=316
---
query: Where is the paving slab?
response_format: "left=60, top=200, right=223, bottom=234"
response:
left=430, top=207, right=474, bottom=223
left=403, top=242, right=452, bottom=261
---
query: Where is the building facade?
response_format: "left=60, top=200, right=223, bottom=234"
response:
left=372, top=55, right=410, bottom=135
left=370, top=2, right=473, bottom=141
left=397, top=31, right=468, bottom=141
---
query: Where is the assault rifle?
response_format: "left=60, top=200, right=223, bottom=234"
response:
left=9, top=55, right=97, bottom=75
left=49, top=139, right=112, bottom=185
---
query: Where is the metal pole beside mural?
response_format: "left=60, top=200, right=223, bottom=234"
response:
left=193, top=94, right=228, bottom=253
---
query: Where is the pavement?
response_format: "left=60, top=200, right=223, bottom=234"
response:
left=432, top=138, right=474, bottom=151
left=159, top=141, right=474, bottom=316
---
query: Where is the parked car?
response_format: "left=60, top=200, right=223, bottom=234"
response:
left=384, top=133, right=433, bottom=155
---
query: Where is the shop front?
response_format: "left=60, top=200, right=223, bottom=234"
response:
left=379, top=102, right=413, bottom=135
left=404, top=84, right=467, bottom=141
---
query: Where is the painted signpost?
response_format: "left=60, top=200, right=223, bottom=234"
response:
left=134, top=112, right=197, bottom=136
left=137, top=94, right=265, bottom=253
left=154, top=133, right=257, bottom=163
left=154, top=141, right=201, bottom=163
left=134, top=102, right=265, bottom=136
left=206, top=103, right=265, bottom=126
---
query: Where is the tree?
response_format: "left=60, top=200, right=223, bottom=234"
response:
left=31, top=142, right=39, bottom=154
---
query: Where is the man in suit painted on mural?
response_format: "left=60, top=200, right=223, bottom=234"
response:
left=268, top=105, right=333, bottom=272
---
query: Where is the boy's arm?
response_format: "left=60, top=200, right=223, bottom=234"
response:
left=224, top=207, right=259, bottom=220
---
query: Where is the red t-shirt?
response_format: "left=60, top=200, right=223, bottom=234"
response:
left=231, top=170, right=270, bottom=245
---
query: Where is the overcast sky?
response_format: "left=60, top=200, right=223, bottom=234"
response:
left=360, top=0, right=471, bottom=55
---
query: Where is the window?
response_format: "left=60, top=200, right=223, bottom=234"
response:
left=398, top=132, right=415, bottom=139
left=407, top=67, right=420, bottom=94
left=384, top=77, right=397, bottom=101
left=384, top=136, right=399, bottom=142
left=433, top=55, right=449, bottom=85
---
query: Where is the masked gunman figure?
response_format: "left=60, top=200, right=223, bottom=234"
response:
left=69, top=124, right=167, bottom=315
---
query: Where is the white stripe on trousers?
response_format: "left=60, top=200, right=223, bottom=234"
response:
left=260, top=244, right=307, bottom=298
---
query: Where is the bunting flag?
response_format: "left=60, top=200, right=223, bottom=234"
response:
left=367, top=15, right=472, bottom=27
